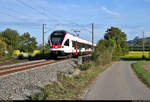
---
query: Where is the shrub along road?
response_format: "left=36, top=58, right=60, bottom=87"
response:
left=84, top=61, right=150, bottom=100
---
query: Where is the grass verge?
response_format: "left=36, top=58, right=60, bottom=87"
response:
left=0, top=55, right=16, bottom=63
left=132, top=61, right=150, bottom=88
left=31, top=62, right=113, bottom=100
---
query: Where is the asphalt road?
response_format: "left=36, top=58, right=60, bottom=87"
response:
left=84, top=61, right=150, bottom=100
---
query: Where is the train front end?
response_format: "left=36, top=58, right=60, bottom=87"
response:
left=48, top=30, right=66, bottom=56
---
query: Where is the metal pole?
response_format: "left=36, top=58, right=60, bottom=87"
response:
left=92, top=23, right=94, bottom=51
left=42, top=24, right=46, bottom=55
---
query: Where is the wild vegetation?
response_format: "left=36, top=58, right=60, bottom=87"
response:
left=0, top=28, right=38, bottom=58
left=0, top=35, right=6, bottom=58
left=0, top=28, right=51, bottom=62
left=31, top=61, right=113, bottom=100
left=93, top=26, right=129, bottom=64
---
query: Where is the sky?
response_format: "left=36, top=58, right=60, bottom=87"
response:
left=0, top=0, right=150, bottom=45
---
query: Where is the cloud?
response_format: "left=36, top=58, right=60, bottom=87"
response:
left=101, top=6, right=121, bottom=17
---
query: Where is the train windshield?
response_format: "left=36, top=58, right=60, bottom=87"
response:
left=51, top=31, right=65, bottom=45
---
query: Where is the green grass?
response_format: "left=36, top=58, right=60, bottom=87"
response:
left=31, top=62, right=113, bottom=100
left=132, top=61, right=150, bottom=88
left=0, top=55, right=16, bottom=63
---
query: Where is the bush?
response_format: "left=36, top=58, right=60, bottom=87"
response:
left=0, top=39, right=6, bottom=58
left=92, top=40, right=113, bottom=66
left=18, top=54, right=24, bottom=59
left=92, top=27, right=128, bottom=63
left=79, top=61, right=91, bottom=71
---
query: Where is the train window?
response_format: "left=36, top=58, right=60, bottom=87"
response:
left=64, top=39, right=69, bottom=46
left=89, top=45, right=91, bottom=48
left=51, top=31, right=65, bottom=45
left=48, top=40, right=50, bottom=44
left=87, top=45, right=90, bottom=49
left=78, top=43, right=81, bottom=49
left=72, top=41, right=76, bottom=47
left=90, top=45, right=92, bottom=49
left=84, top=44, right=86, bottom=47
left=85, top=44, right=88, bottom=49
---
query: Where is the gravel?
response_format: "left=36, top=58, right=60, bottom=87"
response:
left=0, top=58, right=77, bottom=100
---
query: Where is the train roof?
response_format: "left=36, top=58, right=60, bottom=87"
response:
left=52, top=30, right=76, bottom=36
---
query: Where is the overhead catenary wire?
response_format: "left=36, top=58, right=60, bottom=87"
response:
left=36, top=2, right=92, bottom=33
left=22, top=0, right=92, bottom=34
left=44, top=24, right=61, bottom=33
left=0, top=11, right=44, bottom=29
left=15, top=0, right=59, bottom=23
left=3, top=0, right=94, bottom=42
left=0, top=10, right=91, bottom=34
left=4, top=0, right=97, bottom=34
left=15, top=0, right=79, bottom=33
left=0, top=11, right=24, bottom=20
left=0, top=4, right=94, bottom=47
left=0, top=10, right=92, bottom=42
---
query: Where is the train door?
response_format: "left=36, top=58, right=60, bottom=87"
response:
left=64, top=39, right=71, bottom=53
left=75, top=41, right=78, bottom=55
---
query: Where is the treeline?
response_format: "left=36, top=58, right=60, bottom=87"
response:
left=0, top=28, right=37, bottom=58
left=92, top=26, right=129, bottom=65
left=128, top=36, right=150, bottom=51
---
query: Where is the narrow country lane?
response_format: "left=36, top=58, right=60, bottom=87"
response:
left=84, top=61, right=150, bottom=100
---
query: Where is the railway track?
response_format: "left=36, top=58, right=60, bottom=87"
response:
left=0, top=58, right=71, bottom=77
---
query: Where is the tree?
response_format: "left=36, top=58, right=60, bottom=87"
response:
left=104, top=26, right=129, bottom=60
left=2, top=28, right=20, bottom=53
left=92, top=39, right=114, bottom=65
left=19, top=32, right=37, bottom=52
left=0, top=36, right=6, bottom=58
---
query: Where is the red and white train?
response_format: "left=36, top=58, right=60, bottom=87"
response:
left=48, top=30, right=95, bottom=57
